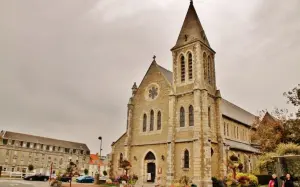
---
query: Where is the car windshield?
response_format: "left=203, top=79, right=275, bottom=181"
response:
left=77, top=176, right=85, bottom=180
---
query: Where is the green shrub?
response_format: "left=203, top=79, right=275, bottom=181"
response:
left=276, top=143, right=300, bottom=156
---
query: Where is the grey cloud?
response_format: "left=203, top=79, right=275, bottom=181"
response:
left=0, top=0, right=299, bottom=154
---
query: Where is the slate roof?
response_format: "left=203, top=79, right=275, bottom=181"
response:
left=1, top=130, right=89, bottom=151
left=157, top=65, right=173, bottom=84
left=225, top=139, right=260, bottom=153
left=221, top=99, right=257, bottom=126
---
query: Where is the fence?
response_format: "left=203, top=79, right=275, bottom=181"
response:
left=0, top=171, right=35, bottom=179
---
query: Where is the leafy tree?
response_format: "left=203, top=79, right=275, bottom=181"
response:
left=28, top=164, right=34, bottom=171
left=284, top=84, right=300, bottom=118
left=84, top=169, right=88, bottom=175
left=251, top=111, right=284, bottom=152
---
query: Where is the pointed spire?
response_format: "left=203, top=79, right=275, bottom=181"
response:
left=172, top=1, right=210, bottom=50
left=132, top=82, right=137, bottom=96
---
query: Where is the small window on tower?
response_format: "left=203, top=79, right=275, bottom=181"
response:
left=188, top=53, right=193, bottom=80
left=180, top=107, right=185, bottom=127
left=181, top=56, right=185, bottom=82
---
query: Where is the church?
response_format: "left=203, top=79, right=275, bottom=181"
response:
left=110, top=1, right=260, bottom=187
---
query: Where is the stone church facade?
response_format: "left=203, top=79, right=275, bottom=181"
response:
left=110, top=1, right=259, bottom=187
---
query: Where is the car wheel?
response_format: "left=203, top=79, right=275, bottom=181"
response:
left=29, top=178, right=33, bottom=181
left=44, top=178, right=48, bottom=182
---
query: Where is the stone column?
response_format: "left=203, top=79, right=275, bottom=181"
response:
left=215, top=90, right=227, bottom=177
left=192, top=88, right=201, bottom=186
left=200, top=90, right=212, bottom=187
left=166, top=92, right=176, bottom=186
left=124, top=98, right=134, bottom=160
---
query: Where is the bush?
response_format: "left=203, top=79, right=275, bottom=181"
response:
left=226, top=173, right=258, bottom=187
left=212, top=177, right=224, bottom=187
left=276, top=143, right=300, bottom=156
left=84, top=169, right=88, bottom=175
left=28, top=164, right=34, bottom=171
left=103, top=170, right=108, bottom=176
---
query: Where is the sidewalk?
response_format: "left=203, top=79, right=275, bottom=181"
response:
left=61, top=183, right=101, bottom=187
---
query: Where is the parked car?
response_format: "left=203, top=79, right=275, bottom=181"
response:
left=24, top=174, right=49, bottom=181
left=76, top=176, right=94, bottom=183
left=59, top=176, right=72, bottom=182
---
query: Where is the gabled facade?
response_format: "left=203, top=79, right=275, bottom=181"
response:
left=110, top=2, right=259, bottom=187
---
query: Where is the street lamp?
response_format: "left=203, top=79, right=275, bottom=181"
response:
left=98, top=136, right=102, bottom=159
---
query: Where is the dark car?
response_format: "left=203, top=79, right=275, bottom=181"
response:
left=59, top=176, right=72, bottom=182
left=76, top=176, right=94, bottom=183
left=24, top=174, right=49, bottom=181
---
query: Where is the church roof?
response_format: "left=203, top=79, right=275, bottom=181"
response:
left=225, top=139, right=260, bottom=153
left=172, top=0, right=210, bottom=50
left=157, top=65, right=173, bottom=84
left=221, top=99, right=258, bottom=126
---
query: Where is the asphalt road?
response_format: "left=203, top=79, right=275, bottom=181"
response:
left=0, top=179, right=50, bottom=187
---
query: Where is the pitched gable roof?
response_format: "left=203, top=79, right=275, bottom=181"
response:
left=1, top=130, right=89, bottom=151
left=157, top=65, right=173, bottom=84
left=221, top=99, right=258, bottom=126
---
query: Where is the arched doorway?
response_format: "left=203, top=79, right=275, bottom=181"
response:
left=144, top=151, right=156, bottom=183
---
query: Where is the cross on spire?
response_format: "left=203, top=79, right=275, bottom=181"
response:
left=190, top=0, right=193, bottom=4
left=153, top=55, right=156, bottom=61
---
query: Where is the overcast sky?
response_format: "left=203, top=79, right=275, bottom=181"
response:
left=0, top=0, right=299, bottom=155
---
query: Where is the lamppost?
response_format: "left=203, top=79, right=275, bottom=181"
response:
left=98, top=136, right=103, bottom=178
left=98, top=136, right=102, bottom=159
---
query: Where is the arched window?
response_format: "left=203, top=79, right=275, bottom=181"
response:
left=180, top=55, right=185, bottom=82
left=119, top=153, right=123, bottom=167
left=208, top=56, right=211, bottom=84
left=188, top=53, right=193, bottom=80
left=189, top=105, right=194, bottom=126
left=208, top=107, right=211, bottom=128
left=143, top=114, right=147, bottom=132
left=150, top=110, right=154, bottom=131
left=184, top=150, right=189, bottom=168
left=203, top=53, right=207, bottom=80
left=157, top=111, right=161, bottom=130
left=180, top=107, right=185, bottom=127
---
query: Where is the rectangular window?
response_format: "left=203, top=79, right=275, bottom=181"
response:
left=73, top=149, right=76, bottom=154
left=26, top=142, right=30, bottom=148
left=33, top=143, right=37, bottom=148
left=46, top=145, right=50, bottom=151
left=11, top=140, right=15, bottom=145
left=227, top=123, right=229, bottom=136
left=2, top=139, right=8, bottom=145
left=80, top=150, right=84, bottom=155
left=53, top=146, right=56, bottom=151
left=223, top=122, right=226, bottom=135
left=65, top=148, right=69, bottom=153
left=20, top=141, right=24, bottom=147
left=237, top=127, right=239, bottom=139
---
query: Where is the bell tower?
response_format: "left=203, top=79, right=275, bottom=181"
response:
left=171, top=0, right=216, bottom=95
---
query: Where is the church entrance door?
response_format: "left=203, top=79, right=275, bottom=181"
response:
left=144, top=151, right=156, bottom=183
left=147, top=162, right=156, bottom=182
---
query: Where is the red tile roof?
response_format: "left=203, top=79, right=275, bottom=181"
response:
left=89, top=154, right=103, bottom=166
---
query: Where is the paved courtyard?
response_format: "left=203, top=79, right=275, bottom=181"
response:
left=0, top=179, right=49, bottom=187
left=0, top=179, right=100, bottom=187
